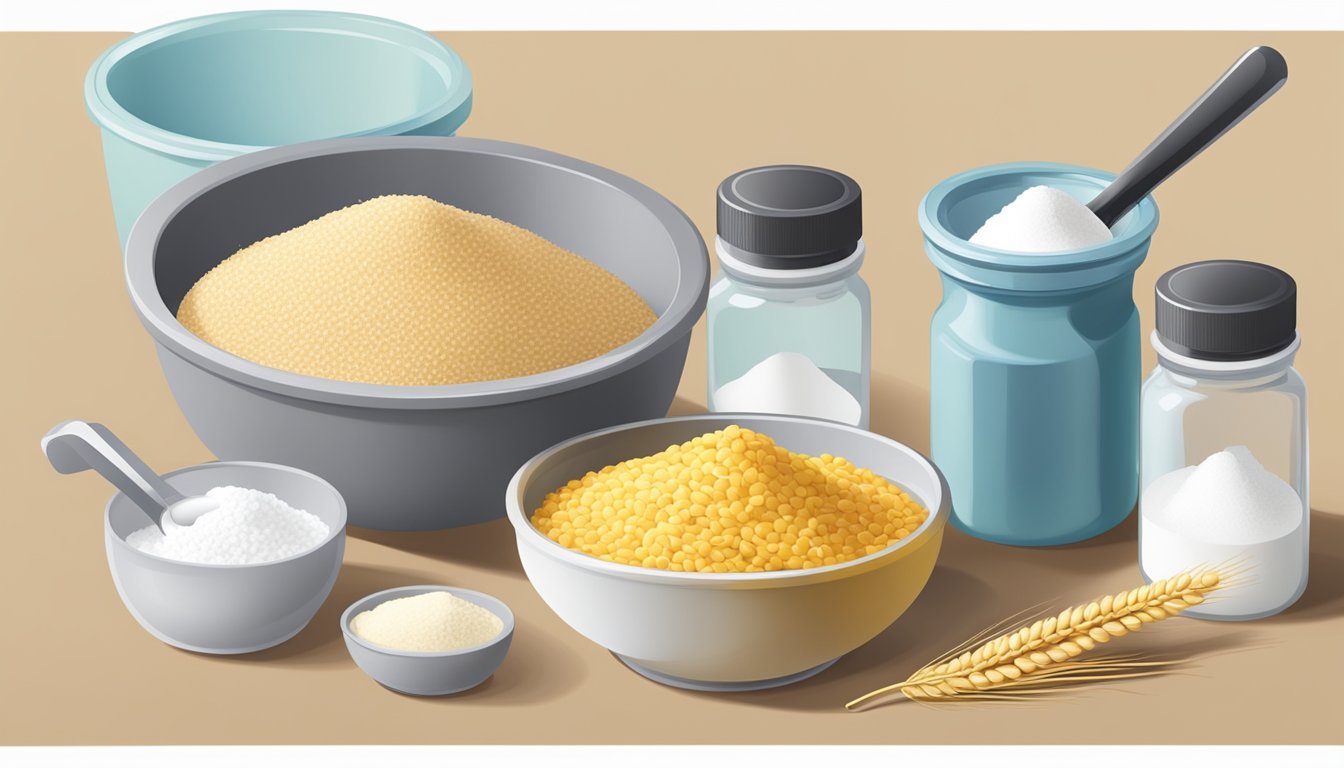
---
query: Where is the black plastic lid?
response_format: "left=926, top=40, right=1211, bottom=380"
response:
left=1155, top=260, right=1297, bottom=361
left=716, top=165, right=862, bottom=270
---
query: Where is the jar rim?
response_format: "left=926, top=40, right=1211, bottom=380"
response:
left=1152, top=330, right=1300, bottom=379
left=920, top=162, right=1159, bottom=292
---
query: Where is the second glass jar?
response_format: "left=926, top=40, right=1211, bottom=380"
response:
left=707, top=165, right=870, bottom=428
left=1139, top=260, right=1308, bottom=620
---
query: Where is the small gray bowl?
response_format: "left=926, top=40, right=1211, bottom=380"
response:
left=341, top=586, right=514, bottom=696
left=105, top=460, right=347, bottom=654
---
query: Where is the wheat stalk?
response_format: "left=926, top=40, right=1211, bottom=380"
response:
left=845, top=569, right=1222, bottom=710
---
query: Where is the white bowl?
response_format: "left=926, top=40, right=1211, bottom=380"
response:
left=505, top=414, right=949, bottom=691
left=104, top=461, right=346, bottom=654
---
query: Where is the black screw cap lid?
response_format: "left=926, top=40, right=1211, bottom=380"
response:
left=1155, top=260, right=1297, bottom=361
left=716, top=165, right=862, bottom=270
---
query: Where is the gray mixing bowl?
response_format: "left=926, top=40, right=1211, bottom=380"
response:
left=105, top=460, right=347, bottom=654
left=124, top=136, right=709, bottom=530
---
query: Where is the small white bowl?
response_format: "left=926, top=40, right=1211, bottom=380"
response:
left=506, top=414, right=950, bottom=691
left=104, top=460, right=347, bottom=654
left=341, top=586, right=514, bottom=696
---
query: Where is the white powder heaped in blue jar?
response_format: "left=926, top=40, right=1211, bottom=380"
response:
left=969, top=185, right=1114, bottom=253
left=125, top=485, right=329, bottom=565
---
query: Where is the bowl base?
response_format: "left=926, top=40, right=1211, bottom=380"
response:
left=377, top=680, right=487, bottom=697
left=613, top=653, right=839, bottom=692
left=146, top=621, right=306, bottom=656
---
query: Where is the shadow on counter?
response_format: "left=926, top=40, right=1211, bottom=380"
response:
left=665, top=395, right=707, bottom=417
left=372, top=611, right=588, bottom=708
left=188, top=562, right=432, bottom=668
left=672, top=509, right=1339, bottom=712
left=189, top=561, right=588, bottom=705
left=1275, top=509, right=1344, bottom=623
left=346, top=395, right=708, bottom=571
left=868, top=372, right=930, bottom=454
left=660, top=559, right=998, bottom=713
left=352, top=518, right=522, bottom=574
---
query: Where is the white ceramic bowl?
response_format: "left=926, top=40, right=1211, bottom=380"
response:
left=104, top=461, right=346, bottom=654
left=505, top=414, right=950, bottom=691
left=341, top=586, right=514, bottom=696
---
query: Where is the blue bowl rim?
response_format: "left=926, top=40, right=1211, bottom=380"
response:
left=340, top=585, right=516, bottom=658
left=84, top=10, right=473, bottom=162
left=123, top=136, right=711, bottom=410
left=104, top=459, right=349, bottom=570
left=919, top=160, right=1160, bottom=272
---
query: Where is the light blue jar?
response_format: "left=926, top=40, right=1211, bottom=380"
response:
left=919, top=162, right=1159, bottom=546
left=85, top=11, right=474, bottom=248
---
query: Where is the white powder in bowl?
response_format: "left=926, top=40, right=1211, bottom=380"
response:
left=125, top=485, right=330, bottom=565
left=713, top=351, right=862, bottom=426
left=1140, top=446, right=1305, bottom=617
left=350, top=591, right=504, bottom=652
left=969, top=185, right=1114, bottom=253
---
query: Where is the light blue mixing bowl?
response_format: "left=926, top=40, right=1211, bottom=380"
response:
left=85, top=10, right=473, bottom=247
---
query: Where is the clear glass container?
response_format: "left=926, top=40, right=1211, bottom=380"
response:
left=707, top=241, right=870, bottom=427
left=1138, top=259, right=1307, bottom=621
left=707, top=164, right=869, bottom=427
left=1139, top=333, right=1309, bottom=620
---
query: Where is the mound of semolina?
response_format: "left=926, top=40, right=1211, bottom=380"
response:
left=531, top=425, right=929, bottom=573
left=177, top=194, right=656, bottom=386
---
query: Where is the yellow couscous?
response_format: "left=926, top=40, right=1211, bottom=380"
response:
left=177, top=194, right=656, bottom=386
left=531, top=425, right=930, bottom=573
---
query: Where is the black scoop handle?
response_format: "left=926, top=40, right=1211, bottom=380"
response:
left=1088, top=46, right=1288, bottom=228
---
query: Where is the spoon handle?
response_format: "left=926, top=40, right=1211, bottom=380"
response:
left=41, top=420, right=183, bottom=526
left=1089, top=45, right=1288, bottom=228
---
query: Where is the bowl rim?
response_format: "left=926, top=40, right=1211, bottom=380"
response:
left=124, top=136, right=711, bottom=410
left=84, top=10, right=473, bottom=163
left=505, top=413, right=950, bottom=587
left=104, top=460, right=348, bottom=569
left=340, top=585, right=516, bottom=658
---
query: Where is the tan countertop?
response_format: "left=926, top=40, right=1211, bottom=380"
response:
left=1, top=31, right=1340, bottom=745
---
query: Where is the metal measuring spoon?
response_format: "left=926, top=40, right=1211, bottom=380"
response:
left=1088, top=46, right=1288, bottom=228
left=41, top=420, right=220, bottom=532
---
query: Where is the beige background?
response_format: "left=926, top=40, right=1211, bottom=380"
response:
left=1, top=32, right=1340, bottom=745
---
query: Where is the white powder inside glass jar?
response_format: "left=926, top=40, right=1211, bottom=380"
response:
left=351, top=591, right=503, bottom=652
left=125, top=485, right=329, bottom=565
left=713, top=351, right=862, bottom=426
left=1140, top=446, right=1305, bottom=617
